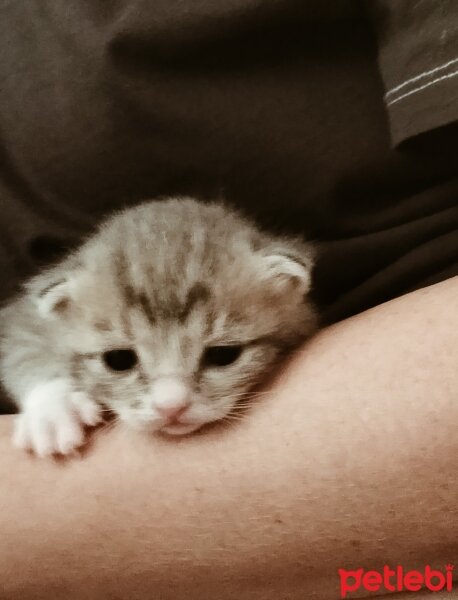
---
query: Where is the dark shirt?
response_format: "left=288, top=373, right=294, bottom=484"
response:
left=0, top=0, right=457, bottom=327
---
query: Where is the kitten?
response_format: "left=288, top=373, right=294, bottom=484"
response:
left=0, top=198, right=317, bottom=457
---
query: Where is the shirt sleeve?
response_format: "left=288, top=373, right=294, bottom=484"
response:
left=369, top=0, right=458, bottom=147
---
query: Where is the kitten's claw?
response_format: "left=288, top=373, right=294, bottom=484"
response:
left=74, top=391, right=102, bottom=427
left=12, top=415, right=30, bottom=451
left=14, top=379, right=101, bottom=457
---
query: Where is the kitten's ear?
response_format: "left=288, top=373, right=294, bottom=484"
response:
left=27, top=273, right=75, bottom=318
left=35, top=279, right=71, bottom=318
left=261, top=250, right=313, bottom=295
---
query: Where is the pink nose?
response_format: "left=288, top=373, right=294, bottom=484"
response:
left=156, top=404, right=188, bottom=420
left=152, top=378, right=191, bottom=421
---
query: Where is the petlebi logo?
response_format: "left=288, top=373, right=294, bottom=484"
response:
left=338, top=564, right=454, bottom=598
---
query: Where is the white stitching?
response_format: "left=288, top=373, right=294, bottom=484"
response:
left=385, top=56, right=458, bottom=98
left=386, top=68, right=458, bottom=106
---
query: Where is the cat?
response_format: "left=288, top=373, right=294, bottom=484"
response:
left=0, top=197, right=317, bottom=457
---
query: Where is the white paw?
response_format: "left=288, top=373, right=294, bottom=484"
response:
left=13, top=379, right=101, bottom=457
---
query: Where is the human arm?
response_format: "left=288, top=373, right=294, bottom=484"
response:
left=0, top=277, right=456, bottom=600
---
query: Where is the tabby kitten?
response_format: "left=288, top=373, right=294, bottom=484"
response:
left=0, top=198, right=317, bottom=457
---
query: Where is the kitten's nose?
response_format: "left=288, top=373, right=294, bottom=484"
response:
left=152, top=378, right=191, bottom=420
left=156, top=404, right=188, bottom=420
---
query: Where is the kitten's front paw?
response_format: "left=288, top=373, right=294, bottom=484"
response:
left=13, top=379, right=101, bottom=457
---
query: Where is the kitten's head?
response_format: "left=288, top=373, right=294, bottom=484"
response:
left=30, top=199, right=317, bottom=435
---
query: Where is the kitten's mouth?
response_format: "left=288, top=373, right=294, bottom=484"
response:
left=160, top=422, right=201, bottom=436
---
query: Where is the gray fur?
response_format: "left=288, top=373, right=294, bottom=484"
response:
left=0, top=197, right=317, bottom=437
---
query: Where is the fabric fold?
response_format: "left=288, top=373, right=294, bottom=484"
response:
left=370, top=0, right=458, bottom=147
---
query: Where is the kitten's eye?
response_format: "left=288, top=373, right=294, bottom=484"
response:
left=102, top=349, right=138, bottom=372
left=202, top=345, right=243, bottom=367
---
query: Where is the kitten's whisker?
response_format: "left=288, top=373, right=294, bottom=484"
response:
left=90, top=416, right=120, bottom=443
left=225, top=408, right=249, bottom=418
left=223, top=414, right=248, bottom=424
left=232, top=399, right=268, bottom=407
left=230, top=390, right=273, bottom=399
left=127, top=410, right=156, bottom=417
left=101, top=416, right=120, bottom=429
left=231, top=397, right=259, bottom=403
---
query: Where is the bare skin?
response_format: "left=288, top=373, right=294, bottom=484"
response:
left=0, top=277, right=456, bottom=600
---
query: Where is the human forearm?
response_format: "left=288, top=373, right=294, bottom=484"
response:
left=0, top=278, right=457, bottom=600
